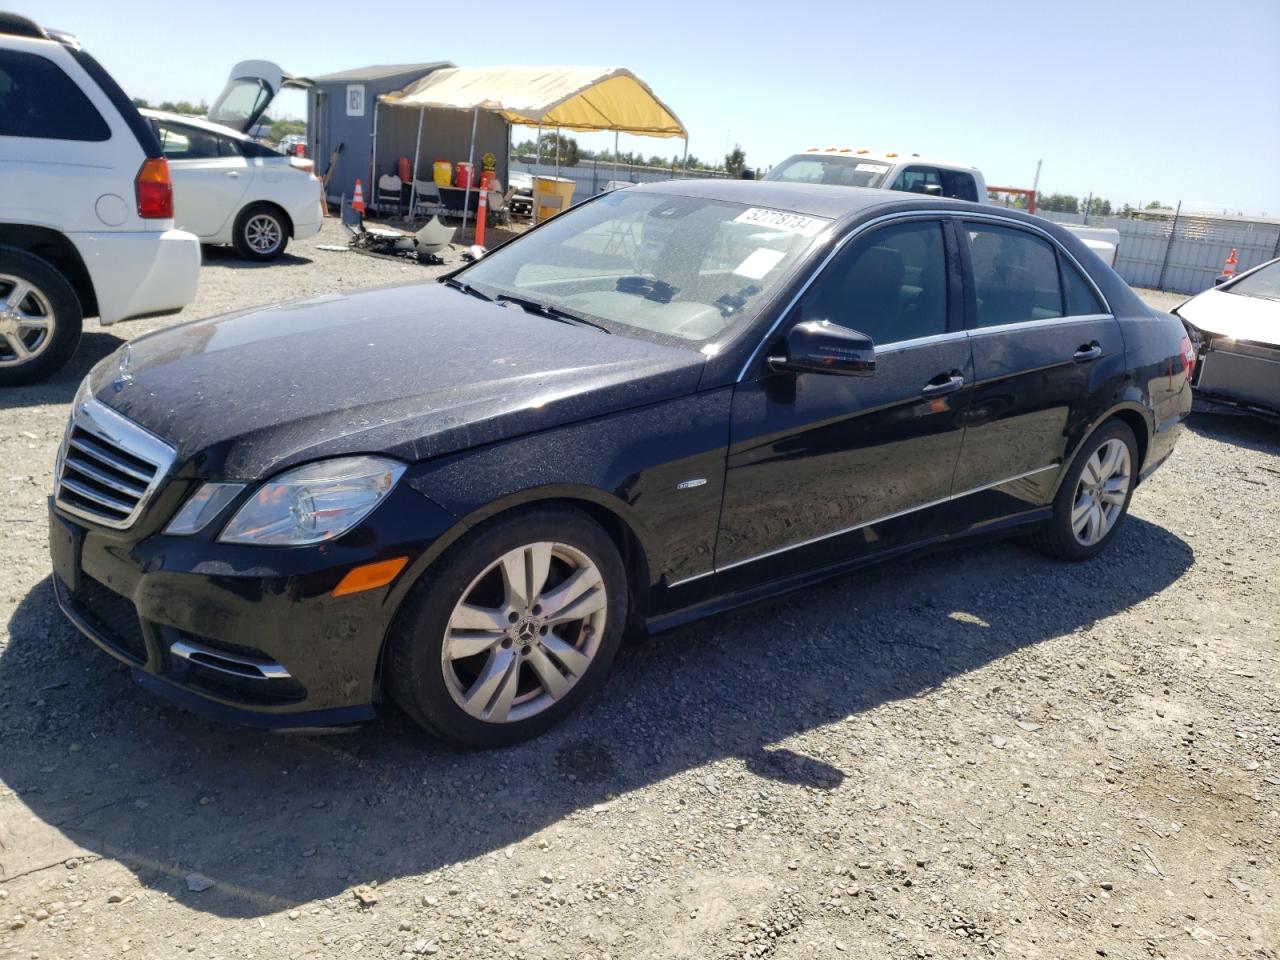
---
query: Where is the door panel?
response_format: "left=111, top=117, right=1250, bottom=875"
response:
left=951, top=219, right=1124, bottom=495
left=717, top=216, right=971, bottom=575
left=955, top=316, right=1123, bottom=492
left=717, top=338, right=974, bottom=571
left=169, top=156, right=251, bottom=238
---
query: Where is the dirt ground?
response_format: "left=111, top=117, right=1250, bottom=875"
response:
left=1, top=222, right=1276, bottom=960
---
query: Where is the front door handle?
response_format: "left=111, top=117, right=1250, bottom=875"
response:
left=224, top=170, right=241, bottom=178
left=1073, top=342, right=1103, bottom=363
left=921, top=373, right=965, bottom=398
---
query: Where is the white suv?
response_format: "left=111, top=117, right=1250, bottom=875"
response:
left=0, top=12, right=200, bottom=385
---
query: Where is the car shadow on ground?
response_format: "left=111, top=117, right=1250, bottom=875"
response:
left=1187, top=411, right=1278, bottom=453
left=0, top=516, right=1192, bottom=918
left=0, top=333, right=125, bottom=411
left=199, top=246, right=313, bottom=268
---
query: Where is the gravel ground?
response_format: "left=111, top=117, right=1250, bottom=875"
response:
left=1, top=222, right=1276, bottom=960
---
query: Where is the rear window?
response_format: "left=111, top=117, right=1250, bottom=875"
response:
left=0, top=49, right=110, bottom=141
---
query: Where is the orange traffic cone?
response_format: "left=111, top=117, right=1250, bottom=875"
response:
left=1221, top=247, right=1238, bottom=277
left=352, top=179, right=366, bottom=214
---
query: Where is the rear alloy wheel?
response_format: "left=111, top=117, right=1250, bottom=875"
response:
left=1030, top=419, right=1138, bottom=561
left=0, top=249, right=83, bottom=386
left=387, top=507, right=627, bottom=747
left=233, top=204, right=289, bottom=261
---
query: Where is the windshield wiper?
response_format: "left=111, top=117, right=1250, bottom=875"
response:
left=440, top=276, right=492, bottom=302
left=495, top=294, right=611, bottom=334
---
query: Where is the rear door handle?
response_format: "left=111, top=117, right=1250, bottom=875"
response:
left=1073, top=342, right=1103, bottom=362
left=921, top=373, right=965, bottom=398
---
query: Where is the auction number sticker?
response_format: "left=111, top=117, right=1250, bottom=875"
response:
left=733, top=208, right=829, bottom=237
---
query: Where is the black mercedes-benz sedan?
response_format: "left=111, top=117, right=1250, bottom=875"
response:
left=49, top=180, right=1193, bottom=746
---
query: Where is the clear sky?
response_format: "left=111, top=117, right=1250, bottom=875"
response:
left=32, top=0, right=1280, bottom=215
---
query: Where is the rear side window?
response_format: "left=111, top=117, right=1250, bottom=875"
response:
left=1063, top=259, right=1106, bottom=315
left=892, top=166, right=942, bottom=195
left=154, top=121, right=248, bottom=159
left=939, top=169, right=979, bottom=202
left=0, top=49, right=110, bottom=141
left=965, top=223, right=1064, bottom=327
left=798, top=220, right=949, bottom=345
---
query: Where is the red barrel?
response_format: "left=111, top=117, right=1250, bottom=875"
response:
left=454, top=162, right=473, bottom=190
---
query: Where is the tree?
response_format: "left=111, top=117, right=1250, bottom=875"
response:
left=1145, top=200, right=1165, bottom=210
left=537, top=132, right=579, bottom=167
left=724, top=144, right=747, bottom=178
left=1038, top=193, right=1080, bottom=214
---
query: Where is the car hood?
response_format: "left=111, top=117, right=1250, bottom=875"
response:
left=92, top=283, right=706, bottom=480
left=1177, top=287, right=1279, bottom=344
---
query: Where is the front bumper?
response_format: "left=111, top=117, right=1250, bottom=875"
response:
left=1190, top=337, right=1280, bottom=421
left=48, top=483, right=457, bottom=730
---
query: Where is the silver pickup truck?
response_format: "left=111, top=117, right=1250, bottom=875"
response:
left=765, top=149, right=1120, bottom=267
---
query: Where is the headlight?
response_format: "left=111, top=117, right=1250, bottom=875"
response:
left=164, top=482, right=246, bottom=535
left=218, top=456, right=405, bottom=546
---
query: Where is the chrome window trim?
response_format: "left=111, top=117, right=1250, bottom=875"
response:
left=737, top=207, right=1114, bottom=381
left=966, top=312, right=1115, bottom=338
left=667, top=463, right=1058, bottom=588
left=874, top=328, right=969, bottom=355
left=54, top=397, right=176, bottom=530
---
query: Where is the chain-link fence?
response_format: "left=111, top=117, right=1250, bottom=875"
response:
left=1036, top=206, right=1280, bottom=294
left=510, top=154, right=730, bottom=202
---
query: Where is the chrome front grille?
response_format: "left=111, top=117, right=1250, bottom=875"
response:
left=54, top=397, right=176, bottom=529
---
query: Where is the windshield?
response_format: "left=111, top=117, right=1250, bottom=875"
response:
left=1225, top=260, right=1280, bottom=301
left=456, top=191, right=831, bottom=343
left=765, top=155, right=891, bottom=188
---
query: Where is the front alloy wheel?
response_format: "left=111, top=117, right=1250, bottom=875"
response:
left=442, top=542, right=606, bottom=724
left=387, top=507, right=627, bottom=747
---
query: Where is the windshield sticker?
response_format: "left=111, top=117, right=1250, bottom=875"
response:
left=732, top=208, right=829, bottom=237
left=734, top=247, right=787, bottom=280
left=855, top=162, right=884, bottom=171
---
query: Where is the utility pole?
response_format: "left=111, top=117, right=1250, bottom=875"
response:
left=1031, top=159, right=1042, bottom=199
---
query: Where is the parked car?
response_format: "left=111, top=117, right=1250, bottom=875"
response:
left=50, top=181, right=1192, bottom=746
left=765, top=148, right=1121, bottom=267
left=1173, top=256, right=1280, bottom=420
left=141, top=108, right=322, bottom=261
left=0, top=12, right=200, bottom=385
left=276, top=133, right=306, bottom=155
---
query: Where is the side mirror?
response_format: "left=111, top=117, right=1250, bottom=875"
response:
left=768, top=320, right=876, bottom=377
left=1213, top=274, right=1230, bottom=287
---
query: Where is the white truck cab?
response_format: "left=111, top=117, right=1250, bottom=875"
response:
left=765, top=148, right=1118, bottom=267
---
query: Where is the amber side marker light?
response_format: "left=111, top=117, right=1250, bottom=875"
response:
left=332, top=557, right=409, bottom=597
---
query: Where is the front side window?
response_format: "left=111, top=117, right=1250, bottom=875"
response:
left=796, top=220, right=948, bottom=345
left=765, top=155, right=892, bottom=188
left=456, top=191, right=831, bottom=344
left=0, top=50, right=109, bottom=141
left=965, top=223, right=1064, bottom=327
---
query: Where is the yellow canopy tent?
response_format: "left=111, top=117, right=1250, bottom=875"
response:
left=379, top=66, right=688, bottom=234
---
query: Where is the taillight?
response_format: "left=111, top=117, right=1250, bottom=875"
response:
left=135, top=157, right=173, bottom=219
left=1179, top=335, right=1196, bottom=381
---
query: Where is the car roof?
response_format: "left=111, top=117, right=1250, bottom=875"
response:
left=139, top=108, right=253, bottom=142
left=625, top=177, right=971, bottom=221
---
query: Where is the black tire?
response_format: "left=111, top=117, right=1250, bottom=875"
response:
left=386, top=506, right=628, bottom=747
left=1030, top=419, right=1139, bottom=561
left=0, top=247, right=83, bottom=386
left=232, top=203, right=289, bottom=261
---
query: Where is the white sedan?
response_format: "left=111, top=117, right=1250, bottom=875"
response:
left=142, top=109, right=322, bottom=261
